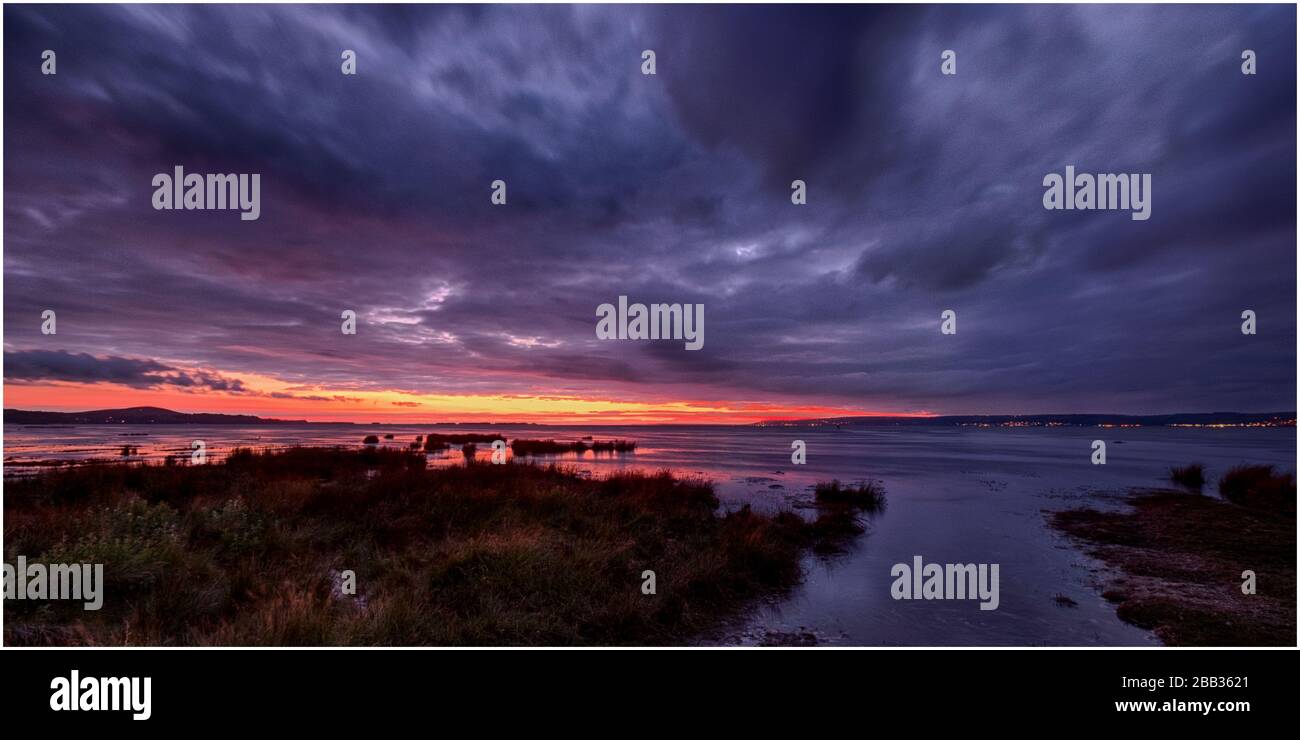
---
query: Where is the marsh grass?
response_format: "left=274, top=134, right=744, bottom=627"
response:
left=1218, top=464, right=1296, bottom=513
left=1168, top=463, right=1205, bottom=492
left=510, top=439, right=636, bottom=455
left=422, top=433, right=503, bottom=452
left=1051, top=484, right=1296, bottom=645
left=813, top=479, right=887, bottom=511
left=5, top=447, right=842, bottom=646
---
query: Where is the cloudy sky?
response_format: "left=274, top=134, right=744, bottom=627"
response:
left=3, top=4, right=1295, bottom=423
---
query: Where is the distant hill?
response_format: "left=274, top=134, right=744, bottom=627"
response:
left=754, top=412, right=1296, bottom=428
left=3, top=406, right=305, bottom=425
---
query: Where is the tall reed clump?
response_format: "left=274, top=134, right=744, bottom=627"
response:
left=1168, top=463, right=1205, bottom=492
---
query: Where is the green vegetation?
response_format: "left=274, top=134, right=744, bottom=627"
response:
left=5, top=447, right=853, bottom=646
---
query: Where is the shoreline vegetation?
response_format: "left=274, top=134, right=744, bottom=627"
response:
left=4, top=433, right=638, bottom=472
left=367, top=435, right=638, bottom=456
left=1051, top=464, right=1296, bottom=646
left=4, top=446, right=876, bottom=646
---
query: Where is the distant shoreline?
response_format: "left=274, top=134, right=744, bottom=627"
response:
left=755, top=412, right=1296, bottom=429
left=4, top=406, right=1296, bottom=429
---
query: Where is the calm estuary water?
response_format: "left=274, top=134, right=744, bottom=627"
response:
left=3, top=422, right=1293, bottom=646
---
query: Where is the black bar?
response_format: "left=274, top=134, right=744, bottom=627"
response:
left=0, top=648, right=1289, bottom=728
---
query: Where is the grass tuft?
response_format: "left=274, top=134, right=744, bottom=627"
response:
left=1168, top=463, right=1205, bottom=491
left=813, top=479, right=887, bottom=511
left=1219, top=465, right=1296, bottom=513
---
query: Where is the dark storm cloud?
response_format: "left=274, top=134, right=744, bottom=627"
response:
left=3, top=4, right=1295, bottom=414
left=5, top=349, right=248, bottom=392
left=5, top=350, right=170, bottom=385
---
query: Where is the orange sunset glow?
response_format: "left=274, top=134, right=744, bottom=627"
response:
left=4, top=378, right=923, bottom=425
